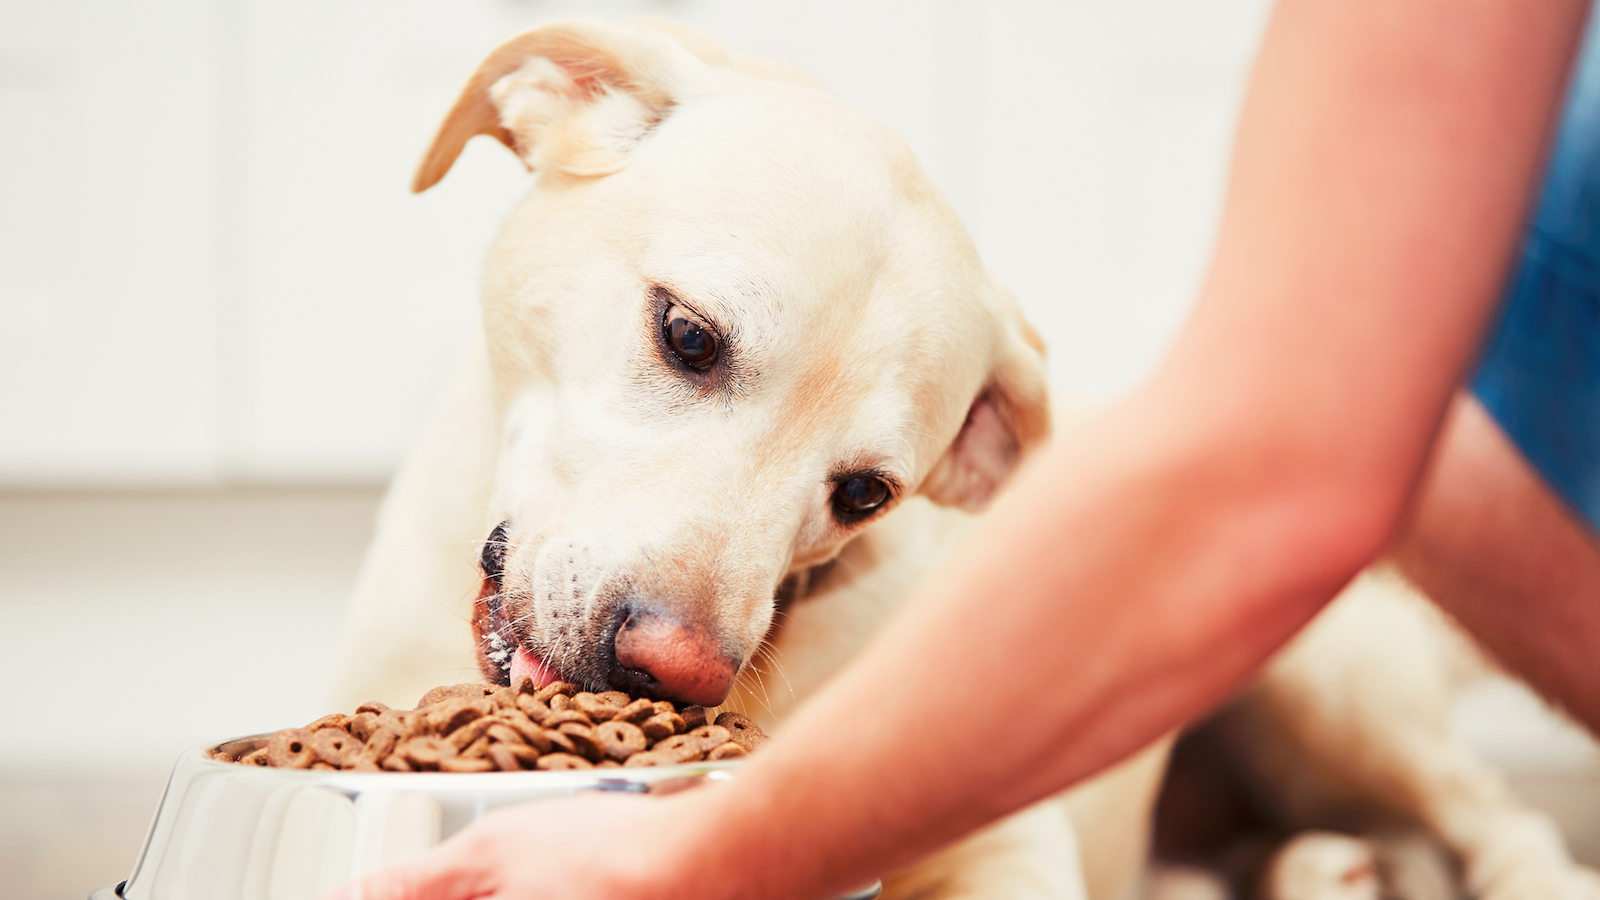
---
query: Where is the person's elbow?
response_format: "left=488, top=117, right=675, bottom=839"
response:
left=1199, top=427, right=1419, bottom=604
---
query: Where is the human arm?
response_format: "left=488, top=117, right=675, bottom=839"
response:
left=332, top=1, right=1589, bottom=898
left=1394, top=392, right=1600, bottom=727
left=674, top=3, right=1588, bottom=896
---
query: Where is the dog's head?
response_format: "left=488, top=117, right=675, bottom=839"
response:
left=417, top=18, right=1049, bottom=706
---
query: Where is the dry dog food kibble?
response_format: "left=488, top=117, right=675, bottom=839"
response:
left=212, top=678, right=767, bottom=772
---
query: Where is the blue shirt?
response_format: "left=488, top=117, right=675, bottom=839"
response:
left=1472, top=8, right=1600, bottom=532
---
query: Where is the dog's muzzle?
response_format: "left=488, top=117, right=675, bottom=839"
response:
left=473, top=523, right=741, bottom=706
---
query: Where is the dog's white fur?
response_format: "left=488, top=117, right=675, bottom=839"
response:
left=334, top=19, right=1597, bottom=900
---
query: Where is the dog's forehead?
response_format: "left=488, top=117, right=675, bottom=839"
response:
left=628, top=95, right=987, bottom=335
left=493, top=77, right=985, bottom=315
left=610, top=90, right=977, bottom=294
left=487, top=77, right=997, bottom=457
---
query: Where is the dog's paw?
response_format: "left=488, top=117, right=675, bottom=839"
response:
left=1140, top=863, right=1228, bottom=900
left=1260, top=832, right=1381, bottom=900
left=1366, top=831, right=1458, bottom=900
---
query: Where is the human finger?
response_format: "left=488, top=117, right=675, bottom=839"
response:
left=320, top=835, right=496, bottom=900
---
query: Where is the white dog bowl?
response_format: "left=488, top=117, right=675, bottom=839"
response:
left=92, top=736, right=881, bottom=900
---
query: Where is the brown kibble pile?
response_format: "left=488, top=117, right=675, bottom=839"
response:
left=210, top=678, right=767, bottom=773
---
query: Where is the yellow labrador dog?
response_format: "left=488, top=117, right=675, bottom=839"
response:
left=332, top=19, right=1597, bottom=900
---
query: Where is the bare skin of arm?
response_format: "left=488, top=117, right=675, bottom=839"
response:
left=329, top=1, right=1589, bottom=898
left=1394, top=393, right=1600, bottom=726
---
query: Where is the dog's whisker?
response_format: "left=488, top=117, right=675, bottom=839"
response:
left=747, top=660, right=773, bottom=718
left=754, top=647, right=786, bottom=713
left=755, top=643, right=796, bottom=704
left=731, top=646, right=776, bottom=719
left=900, top=423, right=955, bottom=448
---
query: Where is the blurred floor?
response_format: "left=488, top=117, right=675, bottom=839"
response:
left=0, top=775, right=170, bottom=900
left=0, top=489, right=1596, bottom=899
left=0, top=487, right=383, bottom=900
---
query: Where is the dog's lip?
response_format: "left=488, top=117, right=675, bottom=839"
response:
left=481, top=589, right=569, bottom=687
left=509, top=645, right=564, bottom=689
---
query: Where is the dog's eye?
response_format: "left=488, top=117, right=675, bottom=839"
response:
left=663, top=304, right=718, bottom=369
left=832, top=474, right=891, bottom=522
left=481, top=521, right=509, bottom=581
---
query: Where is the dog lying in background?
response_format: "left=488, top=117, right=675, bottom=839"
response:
left=331, top=18, right=1598, bottom=900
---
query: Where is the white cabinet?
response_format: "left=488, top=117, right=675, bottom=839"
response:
left=0, top=0, right=224, bottom=483
left=234, top=0, right=545, bottom=481
left=0, top=1, right=1270, bottom=486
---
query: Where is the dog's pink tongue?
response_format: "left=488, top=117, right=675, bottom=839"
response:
left=510, top=646, right=561, bottom=689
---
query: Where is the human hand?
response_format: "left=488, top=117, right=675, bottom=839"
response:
left=321, top=789, right=717, bottom=900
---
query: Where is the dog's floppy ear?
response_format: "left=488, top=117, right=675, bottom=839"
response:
left=412, top=19, right=715, bottom=192
left=919, top=287, right=1051, bottom=511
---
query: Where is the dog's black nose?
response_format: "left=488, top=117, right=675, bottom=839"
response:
left=481, top=522, right=509, bottom=580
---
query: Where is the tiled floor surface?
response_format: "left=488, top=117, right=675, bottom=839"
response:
left=1, top=489, right=1595, bottom=899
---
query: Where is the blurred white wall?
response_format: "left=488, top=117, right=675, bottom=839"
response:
left=0, top=0, right=1272, bottom=487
